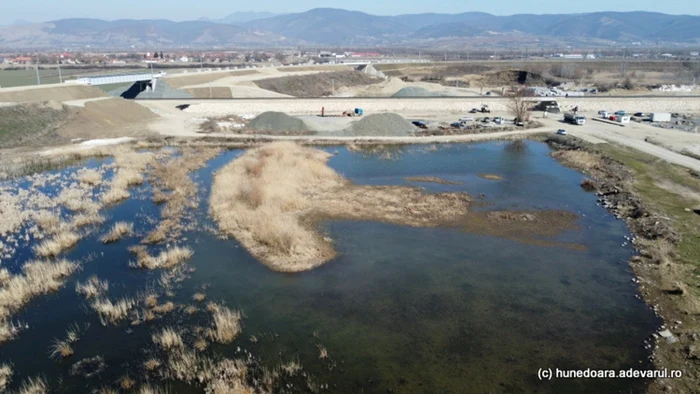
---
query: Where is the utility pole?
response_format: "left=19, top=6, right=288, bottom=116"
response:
left=57, top=62, right=63, bottom=84
left=34, top=63, right=41, bottom=85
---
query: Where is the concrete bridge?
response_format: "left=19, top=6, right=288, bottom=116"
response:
left=76, top=71, right=166, bottom=92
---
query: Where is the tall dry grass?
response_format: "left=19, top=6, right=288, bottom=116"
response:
left=138, top=385, right=169, bottom=394
left=0, top=259, right=78, bottom=343
left=100, top=148, right=155, bottom=206
left=70, top=212, right=105, bottom=228
left=100, top=222, right=134, bottom=243
left=143, top=147, right=221, bottom=243
left=0, top=363, right=12, bottom=392
left=13, top=376, right=47, bottom=394
left=76, top=168, right=103, bottom=186
left=75, top=276, right=108, bottom=299
left=48, top=324, right=82, bottom=358
left=209, top=142, right=341, bottom=271
left=209, top=142, right=469, bottom=272
left=152, top=327, right=184, bottom=350
left=33, top=231, right=81, bottom=257
left=207, top=304, right=242, bottom=344
left=91, top=297, right=135, bottom=326
left=131, top=247, right=193, bottom=270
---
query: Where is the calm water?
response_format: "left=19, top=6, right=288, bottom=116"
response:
left=0, top=141, right=659, bottom=393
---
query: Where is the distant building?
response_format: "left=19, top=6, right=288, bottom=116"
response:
left=14, top=56, right=32, bottom=64
left=690, top=52, right=699, bottom=57
left=179, top=56, right=189, bottom=62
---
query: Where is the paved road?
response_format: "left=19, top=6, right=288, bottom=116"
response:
left=136, top=95, right=700, bottom=101
left=542, top=117, right=700, bottom=172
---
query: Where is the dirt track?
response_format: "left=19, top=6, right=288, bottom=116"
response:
left=0, top=84, right=106, bottom=103
left=145, top=97, right=700, bottom=117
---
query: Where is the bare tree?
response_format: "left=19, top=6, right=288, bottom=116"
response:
left=508, top=88, right=532, bottom=122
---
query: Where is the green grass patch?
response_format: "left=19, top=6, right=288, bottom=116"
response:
left=0, top=103, right=72, bottom=148
left=598, top=143, right=700, bottom=265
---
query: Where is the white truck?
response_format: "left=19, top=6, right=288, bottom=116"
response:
left=564, top=112, right=586, bottom=125
left=651, top=112, right=672, bottom=122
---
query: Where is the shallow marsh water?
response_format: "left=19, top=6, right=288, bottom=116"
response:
left=0, top=141, right=658, bottom=393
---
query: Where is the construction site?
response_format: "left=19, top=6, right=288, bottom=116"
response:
left=1, top=59, right=700, bottom=394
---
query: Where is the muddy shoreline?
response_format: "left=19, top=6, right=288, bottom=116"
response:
left=541, top=134, right=700, bottom=393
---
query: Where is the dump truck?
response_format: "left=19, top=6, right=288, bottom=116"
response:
left=564, top=112, right=586, bottom=125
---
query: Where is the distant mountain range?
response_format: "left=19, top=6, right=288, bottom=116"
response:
left=1, top=8, right=699, bottom=49
left=200, top=12, right=278, bottom=24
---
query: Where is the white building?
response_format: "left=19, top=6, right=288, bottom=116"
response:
left=179, top=56, right=189, bottom=62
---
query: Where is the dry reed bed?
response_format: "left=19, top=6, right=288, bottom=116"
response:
left=129, top=246, right=194, bottom=270
left=12, top=376, right=47, bottom=394
left=0, top=259, right=78, bottom=343
left=143, top=147, right=221, bottom=244
left=0, top=145, right=156, bottom=262
left=100, top=221, right=134, bottom=244
left=209, top=142, right=470, bottom=272
left=75, top=276, right=109, bottom=299
left=0, top=363, right=12, bottom=391
left=49, top=324, right=82, bottom=359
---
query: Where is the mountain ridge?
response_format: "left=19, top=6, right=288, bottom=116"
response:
left=1, top=9, right=699, bottom=49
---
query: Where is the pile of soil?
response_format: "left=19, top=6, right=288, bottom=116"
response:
left=59, top=98, right=157, bottom=139
left=247, top=111, right=311, bottom=133
left=345, top=113, right=416, bottom=136
left=391, top=87, right=442, bottom=97
left=254, top=71, right=380, bottom=97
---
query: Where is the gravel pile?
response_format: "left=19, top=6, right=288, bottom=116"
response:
left=345, top=113, right=416, bottom=136
left=392, top=87, right=442, bottom=98
left=248, top=111, right=311, bottom=132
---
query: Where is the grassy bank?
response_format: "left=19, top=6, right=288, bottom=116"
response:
left=546, top=136, right=700, bottom=393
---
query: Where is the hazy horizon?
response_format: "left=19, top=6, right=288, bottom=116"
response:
left=2, top=0, right=699, bottom=25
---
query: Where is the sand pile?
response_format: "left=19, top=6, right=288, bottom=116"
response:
left=345, top=113, right=416, bottom=136
left=392, top=87, right=442, bottom=98
left=59, top=98, right=157, bottom=139
left=247, top=111, right=311, bottom=133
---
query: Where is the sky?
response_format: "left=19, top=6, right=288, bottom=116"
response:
left=2, top=0, right=699, bottom=25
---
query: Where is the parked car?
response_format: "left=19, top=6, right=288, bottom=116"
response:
left=459, top=116, right=474, bottom=122
left=469, top=108, right=479, bottom=113
left=412, top=121, right=428, bottom=129
left=634, top=112, right=646, bottom=117
left=556, top=129, right=567, bottom=135
left=615, top=110, right=627, bottom=116
left=598, top=110, right=607, bottom=115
